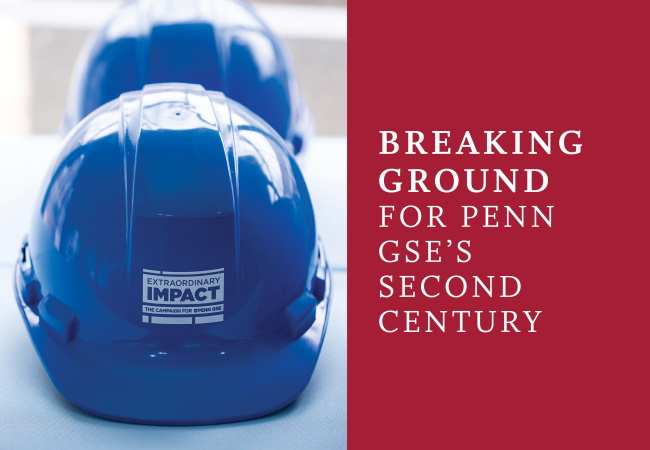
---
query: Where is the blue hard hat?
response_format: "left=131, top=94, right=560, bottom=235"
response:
left=62, top=0, right=313, bottom=154
left=15, top=83, right=331, bottom=425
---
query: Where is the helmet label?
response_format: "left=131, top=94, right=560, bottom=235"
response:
left=141, top=268, right=224, bottom=325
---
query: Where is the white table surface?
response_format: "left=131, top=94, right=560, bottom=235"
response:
left=0, top=135, right=347, bottom=449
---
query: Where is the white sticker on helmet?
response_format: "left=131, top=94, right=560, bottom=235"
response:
left=141, top=268, right=224, bottom=325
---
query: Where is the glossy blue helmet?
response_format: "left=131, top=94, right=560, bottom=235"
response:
left=15, top=83, right=330, bottom=425
left=62, top=0, right=313, bottom=154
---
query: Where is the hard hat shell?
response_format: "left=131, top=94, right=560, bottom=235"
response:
left=62, top=0, right=313, bottom=154
left=15, top=83, right=330, bottom=425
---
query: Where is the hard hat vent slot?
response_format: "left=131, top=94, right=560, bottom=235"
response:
left=38, top=295, right=79, bottom=344
left=20, top=242, right=32, bottom=274
left=16, top=242, right=43, bottom=311
left=23, top=281, right=43, bottom=308
left=284, top=293, right=317, bottom=340
left=311, top=240, right=329, bottom=302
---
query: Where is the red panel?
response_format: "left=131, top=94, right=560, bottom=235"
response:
left=348, top=1, right=649, bottom=447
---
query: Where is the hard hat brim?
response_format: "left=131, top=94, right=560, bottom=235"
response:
left=14, top=261, right=332, bottom=425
